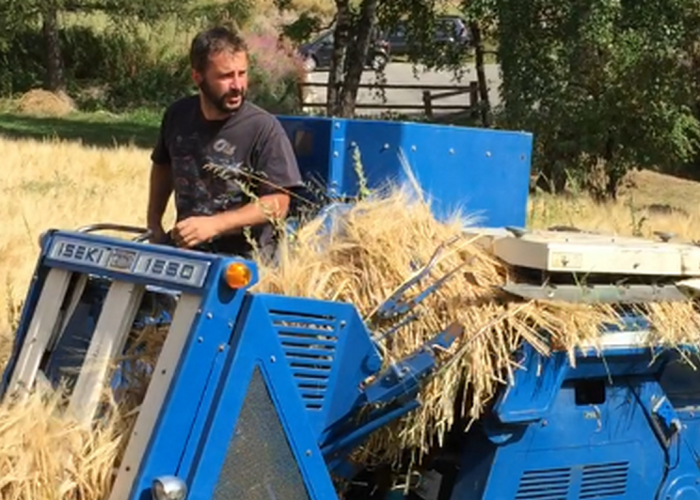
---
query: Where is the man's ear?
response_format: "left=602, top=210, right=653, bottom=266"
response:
left=191, top=68, right=203, bottom=86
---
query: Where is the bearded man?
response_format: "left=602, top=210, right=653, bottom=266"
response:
left=146, top=26, right=302, bottom=259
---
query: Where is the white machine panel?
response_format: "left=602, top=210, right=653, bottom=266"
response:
left=466, top=228, right=700, bottom=276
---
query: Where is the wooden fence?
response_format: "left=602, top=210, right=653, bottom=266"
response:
left=298, top=80, right=479, bottom=119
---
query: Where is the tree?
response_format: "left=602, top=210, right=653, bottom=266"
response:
left=0, top=0, right=200, bottom=92
left=494, top=0, right=700, bottom=199
left=325, top=0, right=380, bottom=117
left=322, top=0, right=484, bottom=118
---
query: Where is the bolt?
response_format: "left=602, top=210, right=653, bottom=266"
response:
left=218, top=344, right=225, bottom=352
left=206, top=312, right=213, bottom=319
left=333, top=151, right=339, bottom=157
left=449, top=148, right=455, bottom=154
left=306, top=450, right=312, bottom=456
left=486, top=151, right=491, bottom=157
left=411, top=145, right=417, bottom=152
left=228, top=322, right=234, bottom=329
left=198, top=337, right=203, bottom=343
left=271, top=355, right=276, bottom=363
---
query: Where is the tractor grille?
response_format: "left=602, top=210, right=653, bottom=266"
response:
left=515, top=467, right=571, bottom=500
left=212, top=366, right=311, bottom=500
left=579, top=462, right=628, bottom=499
left=269, top=309, right=338, bottom=412
left=514, top=461, right=629, bottom=500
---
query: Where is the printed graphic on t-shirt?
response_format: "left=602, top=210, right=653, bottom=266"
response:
left=171, top=132, right=247, bottom=219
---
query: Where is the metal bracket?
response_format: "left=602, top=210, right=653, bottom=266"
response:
left=500, top=283, right=690, bottom=304
left=368, top=235, right=472, bottom=326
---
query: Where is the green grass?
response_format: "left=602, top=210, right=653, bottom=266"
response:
left=0, top=108, right=161, bottom=149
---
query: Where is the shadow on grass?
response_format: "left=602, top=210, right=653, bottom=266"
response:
left=0, top=111, right=160, bottom=149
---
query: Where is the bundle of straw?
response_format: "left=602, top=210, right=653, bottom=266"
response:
left=251, top=183, right=700, bottom=466
left=0, top=322, right=167, bottom=500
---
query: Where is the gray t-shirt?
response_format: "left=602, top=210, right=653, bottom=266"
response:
left=151, top=96, right=302, bottom=257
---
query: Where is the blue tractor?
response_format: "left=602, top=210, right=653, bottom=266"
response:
left=2, top=115, right=700, bottom=500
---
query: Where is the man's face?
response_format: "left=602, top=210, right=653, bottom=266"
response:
left=193, top=49, right=249, bottom=114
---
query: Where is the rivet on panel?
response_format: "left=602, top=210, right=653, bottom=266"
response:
left=449, top=148, right=455, bottom=155
left=383, top=143, right=390, bottom=150
left=486, top=151, right=491, bottom=157
left=206, top=312, right=213, bottom=319
left=198, top=337, right=203, bottom=343
left=411, top=145, right=417, bottom=152
left=333, top=151, right=339, bottom=157
left=271, top=355, right=276, bottom=363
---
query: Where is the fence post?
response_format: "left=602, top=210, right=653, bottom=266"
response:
left=422, top=90, right=433, bottom=119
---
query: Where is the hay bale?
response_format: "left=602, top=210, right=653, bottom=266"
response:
left=15, top=89, right=76, bottom=117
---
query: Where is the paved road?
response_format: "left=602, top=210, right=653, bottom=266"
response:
left=303, top=62, right=502, bottom=116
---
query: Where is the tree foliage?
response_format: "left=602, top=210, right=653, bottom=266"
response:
left=495, top=0, right=700, bottom=198
left=0, top=0, right=250, bottom=92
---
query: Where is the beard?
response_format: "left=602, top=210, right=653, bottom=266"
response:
left=199, top=78, right=246, bottom=114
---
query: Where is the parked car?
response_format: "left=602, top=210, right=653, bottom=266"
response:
left=382, top=16, right=472, bottom=58
left=298, top=29, right=391, bottom=72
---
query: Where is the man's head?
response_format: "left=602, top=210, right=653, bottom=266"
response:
left=190, top=27, right=249, bottom=118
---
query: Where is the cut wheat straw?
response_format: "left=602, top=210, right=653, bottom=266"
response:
left=251, top=184, right=700, bottom=466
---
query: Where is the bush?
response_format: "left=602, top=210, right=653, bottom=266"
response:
left=0, top=22, right=306, bottom=115
left=243, top=25, right=307, bottom=114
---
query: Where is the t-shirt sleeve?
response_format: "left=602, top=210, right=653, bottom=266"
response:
left=254, top=119, right=303, bottom=196
left=150, top=107, right=172, bottom=166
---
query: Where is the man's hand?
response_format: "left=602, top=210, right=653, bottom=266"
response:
left=148, top=224, right=169, bottom=244
left=172, top=216, right=222, bottom=248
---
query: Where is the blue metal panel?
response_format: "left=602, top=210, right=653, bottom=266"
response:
left=183, top=294, right=340, bottom=500
left=450, top=339, right=700, bottom=500
left=128, top=256, right=256, bottom=500
left=493, top=343, right=671, bottom=425
left=452, top=377, right=669, bottom=499
left=276, top=115, right=533, bottom=227
left=0, top=229, right=240, bottom=399
left=253, top=293, right=382, bottom=443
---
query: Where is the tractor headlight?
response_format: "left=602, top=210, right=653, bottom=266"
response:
left=151, top=475, right=188, bottom=500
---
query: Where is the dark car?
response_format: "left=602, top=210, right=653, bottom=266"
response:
left=298, top=29, right=391, bottom=72
left=382, top=16, right=471, bottom=58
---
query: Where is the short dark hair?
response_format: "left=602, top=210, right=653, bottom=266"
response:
left=189, top=26, right=248, bottom=73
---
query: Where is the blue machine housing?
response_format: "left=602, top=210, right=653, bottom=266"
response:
left=447, top=324, right=700, bottom=500
left=276, top=115, right=534, bottom=227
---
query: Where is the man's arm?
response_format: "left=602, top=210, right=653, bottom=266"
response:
left=147, top=106, right=174, bottom=243
left=211, top=191, right=290, bottom=235
left=147, top=162, right=173, bottom=241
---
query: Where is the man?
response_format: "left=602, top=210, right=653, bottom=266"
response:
left=146, top=26, right=303, bottom=260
